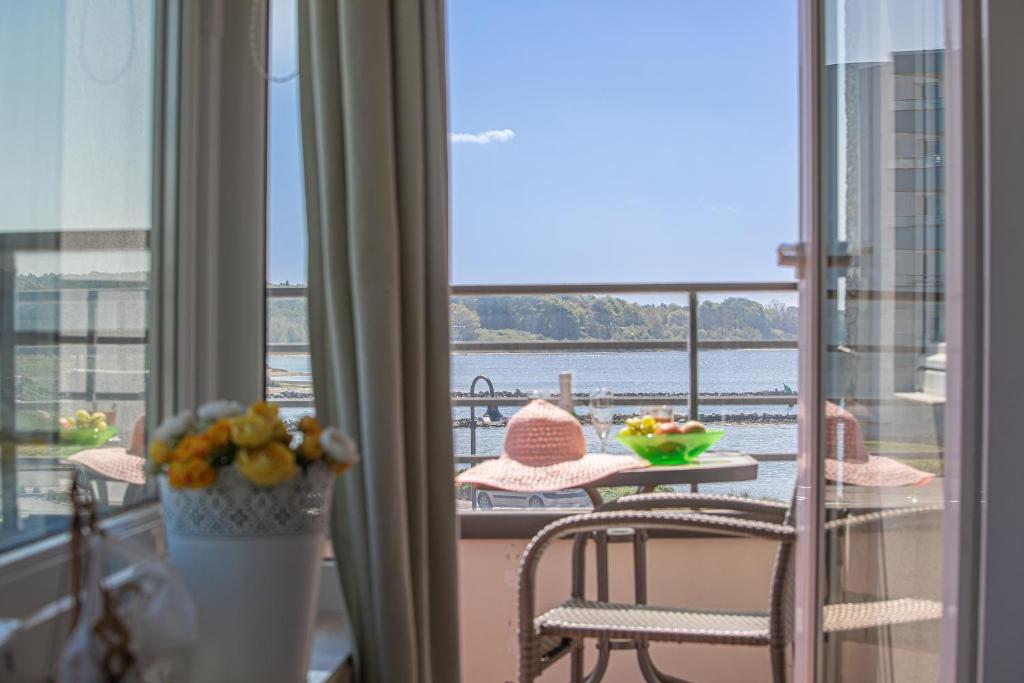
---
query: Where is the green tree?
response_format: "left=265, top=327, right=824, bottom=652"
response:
left=450, top=302, right=481, bottom=341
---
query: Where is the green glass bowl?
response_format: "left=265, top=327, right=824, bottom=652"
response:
left=59, top=426, right=118, bottom=449
left=616, top=430, right=725, bottom=466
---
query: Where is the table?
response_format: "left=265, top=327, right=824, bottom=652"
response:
left=580, top=451, right=758, bottom=507
left=566, top=451, right=759, bottom=680
left=465, top=451, right=758, bottom=510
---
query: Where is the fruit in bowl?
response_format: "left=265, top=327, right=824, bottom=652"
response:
left=59, top=409, right=117, bottom=447
left=617, top=416, right=723, bottom=466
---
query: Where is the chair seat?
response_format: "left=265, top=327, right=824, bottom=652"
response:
left=536, top=599, right=772, bottom=646
left=536, top=597, right=943, bottom=648
left=823, top=598, right=942, bottom=632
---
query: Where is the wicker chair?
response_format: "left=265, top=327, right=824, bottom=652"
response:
left=517, top=493, right=943, bottom=683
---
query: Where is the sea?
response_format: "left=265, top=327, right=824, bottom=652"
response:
left=268, top=349, right=799, bottom=501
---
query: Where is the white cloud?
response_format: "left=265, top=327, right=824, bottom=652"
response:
left=449, top=129, right=516, bottom=145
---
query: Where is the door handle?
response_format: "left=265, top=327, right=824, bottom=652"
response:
left=777, top=242, right=805, bottom=278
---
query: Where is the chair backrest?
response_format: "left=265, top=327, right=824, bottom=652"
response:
left=768, top=502, right=796, bottom=648
left=768, top=503, right=945, bottom=647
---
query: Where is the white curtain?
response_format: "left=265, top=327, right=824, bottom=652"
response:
left=297, top=1, right=460, bottom=680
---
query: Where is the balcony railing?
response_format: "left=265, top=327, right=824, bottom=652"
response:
left=267, top=281, right=801, bottom=465
left=0, top=230, right=150, bottom=539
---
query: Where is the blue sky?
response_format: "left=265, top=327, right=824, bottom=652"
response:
left=268, top=0, right=798, bottom=287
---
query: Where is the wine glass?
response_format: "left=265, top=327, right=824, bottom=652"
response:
left=589, top=388, right=615, bottom=453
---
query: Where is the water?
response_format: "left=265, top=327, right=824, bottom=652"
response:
left=268, top=349, right=799, bottom=501
left=451, top=349, right=798, bottom=396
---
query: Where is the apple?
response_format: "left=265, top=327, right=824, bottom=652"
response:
left=679, top=420, right=707, bottom=434
left=654, top=421, right=683, bottom=435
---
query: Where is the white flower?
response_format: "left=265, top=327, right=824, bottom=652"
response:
left=320, top=428, right=360, bottom=469
left=197, top=399, right=245, bottom=423
left=154, top=410, right=194, bottom=442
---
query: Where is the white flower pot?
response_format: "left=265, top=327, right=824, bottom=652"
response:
left=159, top=467, right=334, bottom=683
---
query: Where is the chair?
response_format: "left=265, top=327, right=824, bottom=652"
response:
left=517, top=493, right=942, bottom=683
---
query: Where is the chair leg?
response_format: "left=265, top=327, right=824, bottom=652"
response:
left=570, top=640, right=585, bottom=683
left=769, top=643, right=789, bottom=683
left=583, top=640, right=611, bottom=683
left=636, top=643, right=693, bottom=683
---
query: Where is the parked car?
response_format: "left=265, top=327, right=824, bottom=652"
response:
left=474, top=488, right=591, bottom=510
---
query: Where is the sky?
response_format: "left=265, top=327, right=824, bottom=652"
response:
left=267, top=0, right=798, bottom=288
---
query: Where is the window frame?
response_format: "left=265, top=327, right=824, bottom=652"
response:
left=0, top=0, right=180, bottom=666
left=0, top=0, right=271, bottom=667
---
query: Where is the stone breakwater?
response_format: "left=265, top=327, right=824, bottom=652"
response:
left=452, top=411, right=796, bottom=429
left=449, top=389, right=798, bottom=399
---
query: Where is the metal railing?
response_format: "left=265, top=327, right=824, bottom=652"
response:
left=1, top=230, right=150, bottom=535
left=267, top=281, right=801, bottom=463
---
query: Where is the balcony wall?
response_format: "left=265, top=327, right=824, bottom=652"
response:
left=458, top=535, right=778, bottom=682
left=458, top=512, right=942, bottom=682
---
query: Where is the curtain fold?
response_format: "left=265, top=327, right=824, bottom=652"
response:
left=297, top=1, right=459, bottom=681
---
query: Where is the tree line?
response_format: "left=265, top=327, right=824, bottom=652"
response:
left=12, top=276, right=797, bottom=344
left=450, top=295, right=798, bottom=342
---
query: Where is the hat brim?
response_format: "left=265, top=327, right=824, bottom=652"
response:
left=825, top=454, right=933, bottom=488
left=456, top=452, right=648, bottom=492
left=68, top=448, right=147, bottom=485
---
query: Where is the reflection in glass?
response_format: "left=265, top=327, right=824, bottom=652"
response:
left=589, top=388, right=615, bottom=452
left=820, top=0, right=945, bottom=678
left=0, top=2, right=158, bottom=551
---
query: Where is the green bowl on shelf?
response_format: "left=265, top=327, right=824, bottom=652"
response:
left=616, top=430, right=725, bottom=466
left=59, top=426, right=118, bottom=449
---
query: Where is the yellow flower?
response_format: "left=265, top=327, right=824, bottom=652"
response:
left=167, top=458, right=216, bottom=489
left=148, top=440, right=173, bottom=466
left=298, top=416, right=321, bottom=435
left=234, top=441, right=298, bottom=486
left=248, top=401, right=280, bottom=422
left=174, top=434, right=211, bottom=462
left=299, top=431, right=323, bottom=461
left=229, top=414, right=273, bottom=449
left=271, top=420, right=291, bottom=444
left=205, top=419, right=232, bottom=449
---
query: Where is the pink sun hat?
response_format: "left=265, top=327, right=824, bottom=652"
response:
left=824, top=401, right=934, bottom=487
left=456, top=399, right=648, bottom=492
left=68, top=447, right=147, bottom=485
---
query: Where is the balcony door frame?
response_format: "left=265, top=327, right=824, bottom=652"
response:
left=794, top=0, right=1024, bottom=680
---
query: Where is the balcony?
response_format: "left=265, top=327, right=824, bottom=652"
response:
left=267, top=281, right=802, bottom=502
left=2, top=273, right=943, bottom=681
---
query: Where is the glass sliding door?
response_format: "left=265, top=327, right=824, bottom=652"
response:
left=799, top=0, right=948, bottom=679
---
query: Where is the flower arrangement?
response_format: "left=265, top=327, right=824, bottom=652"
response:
left=148, top=400, right=358, bottom=489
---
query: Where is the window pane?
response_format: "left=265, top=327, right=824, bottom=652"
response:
left=448, top=0, right=798, bottom=511
left=263, top=0, right=312, bottom=429
left=819, top=0, right=945, bottom=676
left=0, top=1, right=161, bottom=551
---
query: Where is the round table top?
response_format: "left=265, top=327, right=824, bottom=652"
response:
left=586, top=451, right=758, bottom=488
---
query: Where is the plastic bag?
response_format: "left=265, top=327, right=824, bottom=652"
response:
left=58, top=532, right=197, bottom=682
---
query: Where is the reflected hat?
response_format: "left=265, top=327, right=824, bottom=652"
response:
left=68, top=448, right=147, bottom=485
left=455, top=399, right=647, bottom=492
left=824, top=402, right=934, bottom=487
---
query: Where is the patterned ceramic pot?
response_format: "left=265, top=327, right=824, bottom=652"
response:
left=159, top=466, right=334, bottom=683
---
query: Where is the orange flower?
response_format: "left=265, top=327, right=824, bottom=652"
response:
left=299, top=431, right=323, bottom=461
left=205, top=419, right=232, bottom=449
left=148, top=440, right=173, bottom=466
left=174, top=434, right=211, bottom=462
left=298, top=416, right=321, bottom=435
left=167, top=458, right=216, bottom=489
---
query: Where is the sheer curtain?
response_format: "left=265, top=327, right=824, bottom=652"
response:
left=297, top=1, right=459, bottom=681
